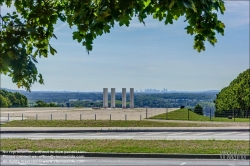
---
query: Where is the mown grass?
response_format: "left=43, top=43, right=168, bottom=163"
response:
left=150, top=109, right=250, bottom=122
left=1, top=139, right=249, bottom=154
left=0, top=120, right=230, bottom=127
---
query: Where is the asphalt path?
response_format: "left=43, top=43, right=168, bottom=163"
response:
left=1, top=156, right=249, bottom=165
left=1, top=126, right=249, bottom=132
left=1, top=131, right=249, bottom=140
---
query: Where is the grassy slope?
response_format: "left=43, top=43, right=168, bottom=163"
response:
left=149, top=109, right=250, bottom=122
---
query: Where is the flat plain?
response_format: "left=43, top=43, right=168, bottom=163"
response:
left=0, top=107, right=178, bottom=120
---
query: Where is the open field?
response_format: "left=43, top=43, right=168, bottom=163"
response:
left=0, top=107, right=178, bottom=121
left=150, top=109, right=250, bottom=122
left=1, top=139, right=249, bottom=154
left=1, top=120, right=237, bottom=127
left=1, top=108, right=249, bottom=127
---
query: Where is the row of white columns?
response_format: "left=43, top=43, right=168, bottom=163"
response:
left=103, top=88, right=134, bottom=108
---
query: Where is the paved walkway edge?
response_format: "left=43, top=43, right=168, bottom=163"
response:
left=1, top=151, right=249, bottom=159
left=1, top=129, right=249, bottom=133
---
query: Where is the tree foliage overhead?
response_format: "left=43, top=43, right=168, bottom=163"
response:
left=214, top=69, right=250, bottom=113
left=0, top=0, right=226, bottom=91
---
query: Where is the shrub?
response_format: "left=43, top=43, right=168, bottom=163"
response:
left=194, top=104, right=203, bottom=115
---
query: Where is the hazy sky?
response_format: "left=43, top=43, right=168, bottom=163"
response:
left=1, top=1, right=249, bottom=92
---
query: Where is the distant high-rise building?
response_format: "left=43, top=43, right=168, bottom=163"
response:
left=103, top=88, right=108, bottom=108
left=122, top=88, right=126, bottom=108
left=111, top=88, right=115, bottom=108
left=130, top=88, right=134, bottom=108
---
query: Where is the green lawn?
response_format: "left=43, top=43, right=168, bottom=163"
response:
left=1, top=139, right=249, bottom=154
left=0, top=120, right=230, bottom=127
left=149, top=109, right=250, bottom=122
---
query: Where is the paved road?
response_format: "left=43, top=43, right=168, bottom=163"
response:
left=1, top=126, right=249, bottom=131
left=1, top=156, right=249, bottom=165
left=1, top=132, right=249, bottom=140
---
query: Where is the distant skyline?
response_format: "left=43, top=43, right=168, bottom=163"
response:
left=1, top=1, right=249, bottom=92
left=2, top=87, right=219, bottom=93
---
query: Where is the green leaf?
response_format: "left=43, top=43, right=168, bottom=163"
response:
left=38, top=74, right=44, bottom=84
left=165, top=14, right=173, bottom=25
left=52, top=34, right=57, bottom=39
left=50, top=15, right=58, bottom=24
left=191, top=1, right=197, bottom=13
left=119, top=15, right=131, bottom=27
left=152, top=13, right=157, bottom=19
left=169, top=0, right=175, bottom=9
left=85, top=33, right=93, bottom=41
left=183, top=0, right=197, bottom=12
left=183, top=1, right=192, bottom=9
left=26, top=45, right=33, bottom=55
left=40, top=49, right=48, bottom=57
left=33, top=50, right=39, bottom=57
left=72, top=32, right=83, bottom=43
left=103, top=24, right=111, bottom=33
left=58, top=13, right=67, bottom=22
left=217, top=1, right=226, bottom=14
left=213, top=1, right=219, bottom=11
left=185, top=26, right=194, bottom=35
left=143, top=0, right=151, bottom=9
left=49, top=45, right=57, bottom=55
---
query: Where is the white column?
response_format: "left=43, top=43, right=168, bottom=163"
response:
left=103, top=88, right=108, bottom=108
left=130, top=88, right=134, bottom=108
left=111, top=88, right=115, bottom=108
left=122, top=88, right=126, bottom=109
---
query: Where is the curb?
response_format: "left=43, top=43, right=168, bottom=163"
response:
left=1, top=129, right=249, bottom=133
left=1, top=151, right=249, bottom=159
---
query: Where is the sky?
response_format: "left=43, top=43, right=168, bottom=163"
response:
left=1, top=1, right=249, bottom=92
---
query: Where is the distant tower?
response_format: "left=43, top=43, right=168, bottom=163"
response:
left=122, top=88, right=126, bottom=108
left=130, top=88, right=134, bottom=108
left=111, top=88, right=115, bottom=108
left=103, top=88, right=108, bottom=108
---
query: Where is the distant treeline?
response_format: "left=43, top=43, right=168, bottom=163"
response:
left=15, top=91, right=217, bottom=104
left=21, top=91, right=217, bottom=115
left=2, top=70, right=249, bottom=119
left=34, top=100, right=59, bottom=107
left=0, top=89, right=28, bottom=107
left=1, top=88, right=218, bottom=116
left=1, top=88, right=218, bottom=107
left=67, top=99, right=216, bottom=116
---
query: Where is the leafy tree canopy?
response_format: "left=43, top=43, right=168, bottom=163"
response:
left=214, top=69, right=250, bottom=112
left=0, top=0, right=226, bottom=91
left=0, top=89, right=28, bottom=107
left=0, top=94, right=10, bottom=107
